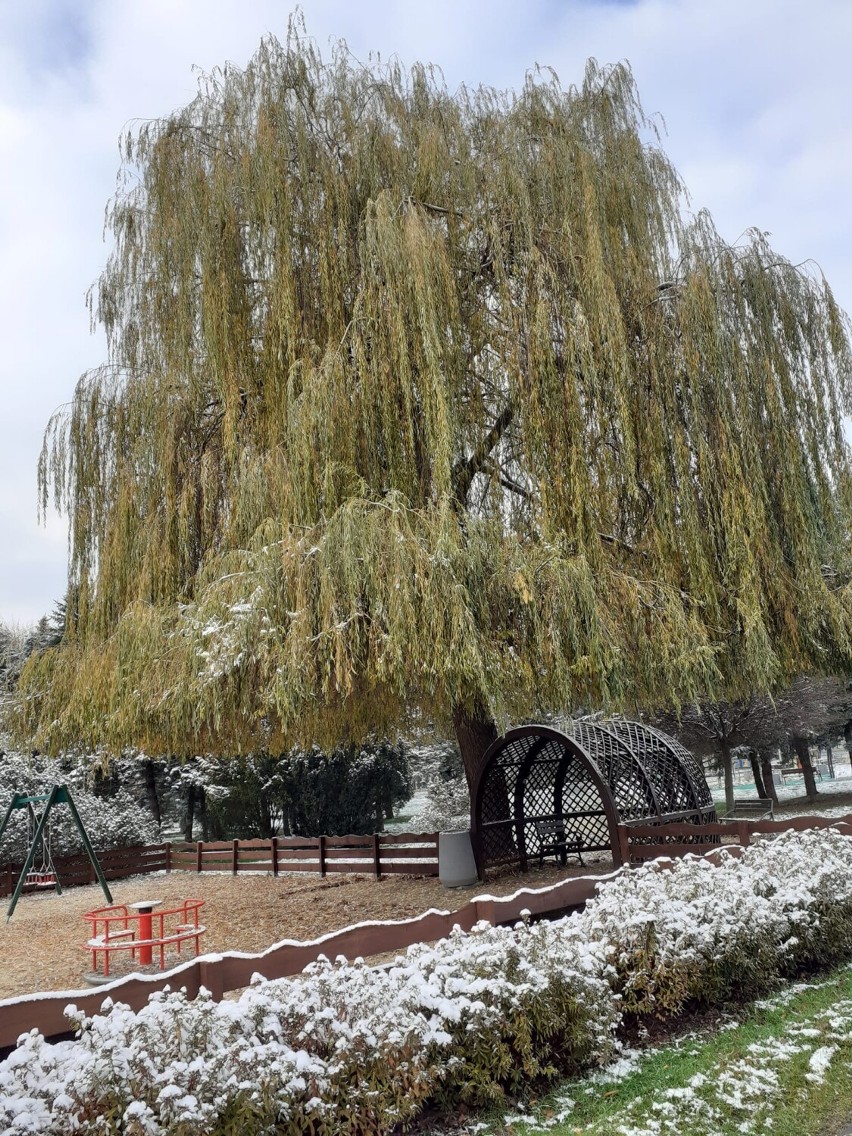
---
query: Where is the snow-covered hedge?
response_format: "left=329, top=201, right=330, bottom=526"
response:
left=586, top=829, right=852, bottom=1016
left=4, top=829, right=852, bottom=1134
left=0, top=748, right=157, bottom=861
left=0, top=922, right=616, bottom=1135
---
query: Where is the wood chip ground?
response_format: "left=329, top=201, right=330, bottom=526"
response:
left=0, top=860, right=612, bottom=1000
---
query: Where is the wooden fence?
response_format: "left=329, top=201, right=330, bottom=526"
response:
left=0, top=867, right=608, bottom=1051
left=617, top=811, right=852, bottom=863
left=0, top=831, right=439, bottom=899
left=167, top=831, right=438, bottom=878
left=5, top=813, right=852, bottom=1051
left=0, top=842, right=169, bottom=898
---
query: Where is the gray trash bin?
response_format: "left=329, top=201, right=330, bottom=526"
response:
left=439, top=830, right=479, bottom=888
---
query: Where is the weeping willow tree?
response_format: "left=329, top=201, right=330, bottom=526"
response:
left=15, top=19, right=852, bottom=785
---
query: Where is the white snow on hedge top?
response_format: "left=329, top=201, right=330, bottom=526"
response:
left=4, top=828, right=852, bottom=1134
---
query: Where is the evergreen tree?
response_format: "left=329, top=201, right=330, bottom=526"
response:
left=1, top=601, right=66, bottom=695
left=280, top=741, right=412, bottom=836
left=0, top=742, right=157, bottom=860
left=0, top=622, right=28, bottom=694
left=23, top=601, right=66, bottom=657
left=17, top=19, right=852, bottom=785
left=194, top=743, right=411, bottom=838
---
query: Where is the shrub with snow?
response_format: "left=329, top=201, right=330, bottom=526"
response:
left=397, top=918, right=616, bottom=1106
left=0, top=747, right=157, bottom=861
left=0, top=922, right=616, bottom=1135
left=4, top=828, right=852, bottom=1133
left=583, top=828, right=852, bottom=1016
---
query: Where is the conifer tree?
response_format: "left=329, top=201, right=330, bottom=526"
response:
left=17, top=19, right=852, bottom=785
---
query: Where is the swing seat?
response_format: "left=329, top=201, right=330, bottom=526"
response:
left=25, top=871, right=56, bottom=888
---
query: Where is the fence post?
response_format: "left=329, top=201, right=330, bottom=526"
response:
left=616, top=824, right=630, bottom=867
left=737, top=821, right=751, bottom=847
left=318, top=835, right=326, bottom=878
left=165, top=842, right=172, bottom=874
left=232, top=840, right=239, bottom=875
left=373, top=833, right=381, bottom=880
left=271, top=837, right=279, bottom=877
left=196, top=841, right=203, bottom=874
left=198, top=958, right=224, bottom=1001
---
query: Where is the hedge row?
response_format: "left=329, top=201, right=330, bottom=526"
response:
left=3, top=829, right=852, bottom=1134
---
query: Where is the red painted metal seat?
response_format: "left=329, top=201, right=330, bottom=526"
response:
left=83, top=899, right=205, bottom=977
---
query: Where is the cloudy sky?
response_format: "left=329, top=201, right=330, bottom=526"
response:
left=1, top=0, right=851, bottom=625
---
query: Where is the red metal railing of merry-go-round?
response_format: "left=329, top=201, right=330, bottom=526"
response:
left=83, top=898, right=205, bottom=977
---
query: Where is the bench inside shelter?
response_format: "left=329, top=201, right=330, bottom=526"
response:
left=534, top=819, right=585, bottom=867
left=727, top=797, right=774, bottom=820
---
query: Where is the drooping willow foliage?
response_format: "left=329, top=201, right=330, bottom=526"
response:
left=16, top=19, right=852, bottom=767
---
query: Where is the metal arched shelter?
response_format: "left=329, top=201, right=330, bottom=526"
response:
left=470, top=720, right=716, bottom=875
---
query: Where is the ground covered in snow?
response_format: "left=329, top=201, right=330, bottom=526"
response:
left=712, top=766, right=852, bottom=818
left=453, top=971, right=852, bottom=1136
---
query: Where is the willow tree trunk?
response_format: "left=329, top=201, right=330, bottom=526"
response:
left=718, top=739, right=735, bottom=815
left=759, top=751, right=779, bottom=805
left=453, top=700, right=499, bottom=791
left=748, top=752, right=767, bottom=800
left=792, top=736, right=819, bottom=804
left=453, top=699, right=517, bottom=864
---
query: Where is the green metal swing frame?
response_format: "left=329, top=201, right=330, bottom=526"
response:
left=0, top=784, right=113, bottom=919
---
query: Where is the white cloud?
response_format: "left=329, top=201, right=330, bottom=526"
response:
left=2, top=0, right=852, bottom=623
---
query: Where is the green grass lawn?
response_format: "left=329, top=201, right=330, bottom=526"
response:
left=453, top=964, right=852, bottom=1136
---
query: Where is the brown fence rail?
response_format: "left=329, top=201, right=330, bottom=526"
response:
left=0, top=832, right=439, bottom=899
left=0, top=843, right=170, bottom=899
left=0, top=866, right=609, bottom=1051
left=167, top=831, right=439, bottom=879
left=617, top=811, right=852, bottom=863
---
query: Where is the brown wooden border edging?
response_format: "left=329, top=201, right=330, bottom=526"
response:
left=8, top=813, right=851, bottom=1050
left=0, top=868, right=611, bottom=1050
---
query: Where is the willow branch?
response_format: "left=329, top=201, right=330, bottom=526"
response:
left=452, top=401, right=515, bottom=505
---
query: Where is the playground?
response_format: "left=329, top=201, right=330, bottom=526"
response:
left=0, top=857, right=592, bottom=1000
left=3, top=764, right=852, bottom=1001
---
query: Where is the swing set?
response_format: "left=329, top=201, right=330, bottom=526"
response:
left=0, top=784, right=113, bottom=919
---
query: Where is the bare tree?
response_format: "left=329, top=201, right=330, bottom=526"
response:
left=653, top=674, right=852, bottom=810
left=770, top=675, right=852, bottom=803
left=650, top=699, right=778, bottom=813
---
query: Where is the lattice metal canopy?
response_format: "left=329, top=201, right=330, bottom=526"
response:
left=469, top=720, right=716, bottom=875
